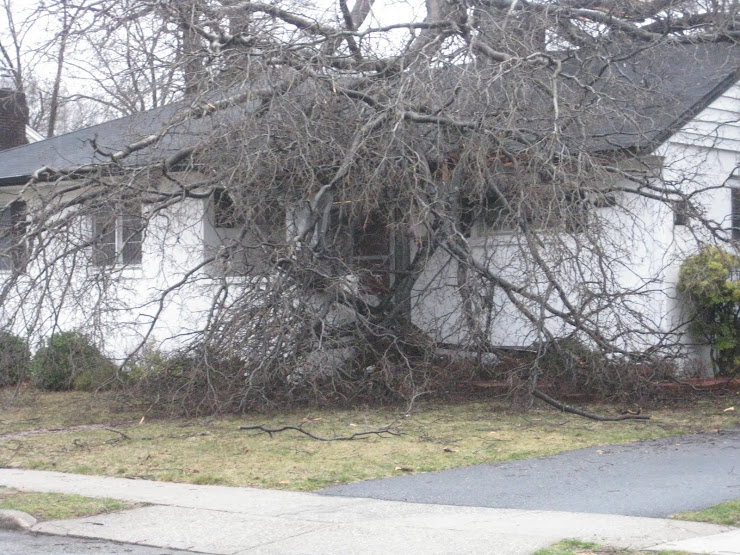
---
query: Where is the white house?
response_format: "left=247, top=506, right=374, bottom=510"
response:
left=0, top=42, right=738, bottom=373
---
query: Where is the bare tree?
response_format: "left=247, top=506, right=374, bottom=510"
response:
left=0, top=0, right=738, bottom=413
left=1, top=0, right=196, bottom=135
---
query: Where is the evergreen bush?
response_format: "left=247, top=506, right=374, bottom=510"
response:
left=30, top=331, right=117, bottom=391
left=678, top=246, right=740, bottom=376
left=0, top=331, right=30, bottom=387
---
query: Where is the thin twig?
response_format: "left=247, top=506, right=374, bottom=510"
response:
left=0, top=439, right=23, bottom=468
left=104, top=427, right=131, bottom=439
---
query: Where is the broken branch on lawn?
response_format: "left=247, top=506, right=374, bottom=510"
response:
left=533, top=390, right=651, bottom=422
left=238, top=424, right=401, bottom=441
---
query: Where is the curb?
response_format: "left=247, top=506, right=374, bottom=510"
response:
left=0, top=509, right=37, bottom=530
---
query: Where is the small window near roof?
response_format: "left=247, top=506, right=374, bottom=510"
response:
left=673, top=200, right=689, bottom=226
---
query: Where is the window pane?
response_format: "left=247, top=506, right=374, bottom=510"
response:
left=325, top=206, right=392, bottom=295
left=92, top=209, right=117, bottom=266
left=120, top=240, right=142, bottom=265
left=92, top=204, right=143, bottom=267
left=352, top=212, right=389, bottom=259
left=120, top=212, right=143, bottom=265
left=673, top=200, right=689, bottom=226
left=564, top=191, right=587, bottom=233
left=327, top=204, right=353, bottom=255
left=213, top=189, right=239, bottom=228
left=352, top=212, right=391, bottom=294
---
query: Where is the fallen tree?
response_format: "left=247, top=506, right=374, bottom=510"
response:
left=1, top=1, right=738, bottom=413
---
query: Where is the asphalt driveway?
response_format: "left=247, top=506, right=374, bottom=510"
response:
left=320, top=429, right=740, bottom=518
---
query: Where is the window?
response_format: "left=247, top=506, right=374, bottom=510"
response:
left=208, top=190, right=285, bottom=276
left=0, top=200, right=27, bottom=272
left=673, top=200, right=689, bottom=226
left=459, top=192, right=512, bottom=237
left=460, top=188, right=587, bottom=237
left=213, top=188, right=241, bottom=228
left=92, top=203, right=143, bottom=266
left=325, top=204, right=392, bottom=295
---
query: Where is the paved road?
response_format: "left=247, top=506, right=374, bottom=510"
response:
left=320, top=429, right=740, bottom=518
left=0, top=529, right=192, bottom=555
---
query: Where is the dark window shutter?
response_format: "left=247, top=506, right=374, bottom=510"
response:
left=0, top=205, right=12, bottom=272
left=0, top=201, right=27, bottom=272
left=732, top=188, right=740, bottom=240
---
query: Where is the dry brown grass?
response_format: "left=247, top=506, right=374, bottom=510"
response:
left=1, top=388, right=738, bottom=491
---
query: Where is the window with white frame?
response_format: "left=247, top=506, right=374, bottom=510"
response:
left=0, top=200, right=27, bottom=272
left=92, top=203, right=144, bottom=266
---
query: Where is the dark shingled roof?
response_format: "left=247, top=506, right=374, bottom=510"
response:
left=0, top=98, right=257, bottom=185
left=571, top=42, right=740, bottom=150
left=0, top=103, right=177, bottom=184
left=0, top=42, right=737, bottom=186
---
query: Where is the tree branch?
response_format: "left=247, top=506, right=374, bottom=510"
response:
left=239, top=424, right=401, bottom=441
left=533, top=390, right=651, bottom=421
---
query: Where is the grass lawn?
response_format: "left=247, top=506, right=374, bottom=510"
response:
left=672, top=499, right=740, bottom=527
left=0, top=487, right=132, bottom=520
left=1, top=389, right=739, bottom=491
left=533, top=539, right=695, bottom=555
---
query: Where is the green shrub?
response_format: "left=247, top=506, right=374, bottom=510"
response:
left=0, top=331, right=30, bottom=387
left=30, top=331, right=117, bottom=391
left=678, top=246, right=740, bottom=376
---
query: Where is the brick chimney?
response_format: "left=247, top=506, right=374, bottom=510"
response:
left=0, top=88, right=29, bottom=151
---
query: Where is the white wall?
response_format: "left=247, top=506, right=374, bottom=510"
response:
left=0, top=195, right=227, bottom=359
left=411, top=188, right=676, bottom=351
left=655, top=82, right=740, bottom=367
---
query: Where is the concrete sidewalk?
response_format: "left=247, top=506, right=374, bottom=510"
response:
left=1, top=469, right=738, bottom=555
